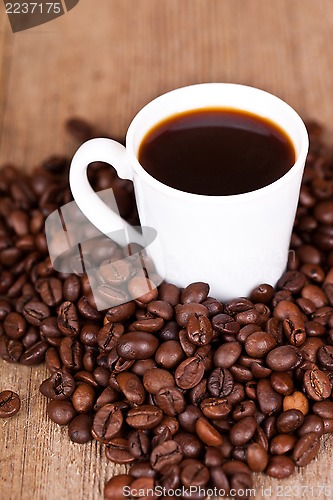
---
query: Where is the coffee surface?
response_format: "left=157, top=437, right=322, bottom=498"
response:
left=138, top=108, right=295, bottom=195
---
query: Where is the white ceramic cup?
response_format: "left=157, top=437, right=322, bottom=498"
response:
left=69, top=83, right=309, bottom=300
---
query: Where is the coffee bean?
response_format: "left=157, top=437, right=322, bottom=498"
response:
left=68, top=414, right=93, bottom=443
left=283, top=391, right=309, bottom=415
left=276, top=409, right=304, bottom=433
left=72, top=383, right=95, bottom=413
left=143, top=368, right=175, bottom=395
left=270, top=433, right=297, bottom=455
left=47, top=399, right=76, bottom=425
left=229, top=416, right=257, bottom=446
left=37, top=278, right=63, bottom=307
left=175, top=303, right=208, bottom=328
left=180, top=460, right=210, bottom=487
left=104, top=474, right=132, bottom=500
left=19, top=340, right=48, bottom=365
left=57, top=301, right=79, bottom=337
left=266, top=455, right=295, bottom=478
left=207, top=367, right=233, bottom=397
left=150, top=440, right=183, bottom=471
left=23, top=301, right=50, bottom=326
left=200, top=397, right=231, bottom=419
left=116, top=372, right=145, bottom=405
left=155, top=387, right=185, bottom=416
left=3, top=312, right=26, bottom=339
left=213, top=341, right=242, bottom=368
left=127, top=405, right=163, bottom=429
left=116, top=332, right=159, bottom=360
left=293, top=432, right=321, bottom=466
left=63, top=275, right=81, bottom=302
left=266, top=346, right=303, bottom=371
left=175, top=357, right=204, bottom=390
left=105, top=437, right=135, bottom=464
left=155, top=340, right=184, bottom=369
left=0, top=390, right=21, bottom=418
left=212, top=313, right=240, bottom=335
left=303, top=368, right=331, bottom=401
left=298, top=414, right=324, bottom=436
left=92, top=403, right=123, bottom=443
left=181, top=282, right=209, bottom=304
left=257, top=379, right=283, bottom=416
left=312, top=400, right=333, bottom=419
left=245, top=331, right=276, bottom=357
left=178, top=405, right=203, bottom=433
left=195, top=417, right=223, bottom=446
left=186, top=314, right=213, bottom=346
left=246, top=442, right=268, bottom=472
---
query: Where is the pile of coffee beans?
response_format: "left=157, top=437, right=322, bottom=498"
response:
left=2, top=119, right=333, bottom=499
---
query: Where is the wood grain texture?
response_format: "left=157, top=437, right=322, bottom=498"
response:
left=1, top=1, right=333, bottom=498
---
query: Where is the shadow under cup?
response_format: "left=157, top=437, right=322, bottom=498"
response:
left=125, top=83, right=309, bottom=299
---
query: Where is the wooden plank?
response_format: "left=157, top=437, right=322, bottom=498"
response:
left=1, top=1, right=333, bottom=498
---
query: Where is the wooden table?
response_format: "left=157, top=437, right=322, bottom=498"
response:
left=1, top=1, right=333, bottom=498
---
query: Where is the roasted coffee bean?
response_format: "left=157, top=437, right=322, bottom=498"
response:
left=178, top=405, right=203, bottom=433
left=97, top=322, right=124, bottom=352
left=127, top=405, right=163, bottom=429
left=318, top=345, right=333, bottom=369
left=173, top=431, right=204, bottom=458
left=68, top=414, right=93, bottom=444
left=266, top=455, right=295, bottom=478
left=298, top=414, right=324, bottom=436
left=257, top=379, right=283, bottom=416
left=57, top=302, right=80, bottom=337
left=143, top=368, right=175, bottom=395
left=232, top=400, right=256, bottom=421
left=116, top=372, right=145, bottom=405
left=229, top=416, right=257, bottom=446
left=276, top=409, right=304, bottom=433
left=246, top=442, right=268, bottom=472
left=195, top=417, right=223, bottom=446
left=47, top=399, right=76, bottom=425
left=200, top=397, right=231, bottom=419
left=133, top=317, right=164, bottom=333
left=23, top=301, right=50, bottom=326
left=42, top=370, right=76, bottom=400
left=116, top=332, right=159, bottom=360
left=270, top=433, right=297, bottom=455
left=175, top=303, right=208, bottom=327
left=37, top=278, right=63, bottom=307
left=129, top=430, right=151, bottom=459
left=175, top=357, right=204, bottom=390
left=207, top=368, right=233, bottom=397
left=266, top=346, right=302, bottom=371
left=312, top=400, right=333, bottom=419
left=128, top=276, right=158, bottom=303
left=180, top=282, right=209, bottom=304
left=150, top=440, right=183, bottom=471
left=104, top=474, right=133, bottom=500
left=92, top=403, right=123, bottom=443
left=212, top=313, right=240, bottom=335
left=77, top=296, right=102, bottom=321
left=283, top=391, right=309, bottom=415
left=105, top=437, right=135, bottom=464
left=147, top=300, right=173, bottom=320
left=155, top=387, right=185, bottom=416
left=213, top=341, right=242, bottom=368
left=0, top=390, right=21, bottom=418
left=155, top=340, right=184, bottom=369
left=186, top=314, right=213, bottom=346
left=180, top=460, right=210, bottom=487
left=3, top=312, right=26, bottom=339
left=59, top=337, right=84, bottom=371
left=71, top=383, right=95, bottom=413
left=245, top=331, right=276, bottom=357
left=293, top=432, right=320, bottom=466
left=20, top=340, right=48, bottom=365
left=303, top=368, right=331, bottom=401
left=105, top=301, right=136, bottom=323
left=63, top=275, right=81, bottom=302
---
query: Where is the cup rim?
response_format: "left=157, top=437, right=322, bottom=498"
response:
left=126, top=83, right=309, bottom=203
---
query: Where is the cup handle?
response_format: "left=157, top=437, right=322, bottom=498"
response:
left=69, top=138, right=144, bottom=247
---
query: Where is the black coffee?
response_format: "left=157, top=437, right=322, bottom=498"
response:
left=138, top=108, right=295, bottom=196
